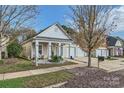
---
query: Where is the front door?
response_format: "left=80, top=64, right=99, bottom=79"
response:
left=39, top=44, right=43, bottom=58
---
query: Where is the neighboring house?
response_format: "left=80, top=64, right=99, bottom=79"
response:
left=17, top=28, right=36, bottom=43
left=107, top=36, right=124, bottom=56
left=96, top=36, right=124, bottom=57
left=21, top=23, right=87, bottom=62
left=0, top=34, right=10, bottom=59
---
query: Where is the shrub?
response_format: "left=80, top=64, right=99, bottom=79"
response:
left=58, top=56, right=63, bottom=61
left=98, top=56, right=104, bottom=61
left=7, top=42, right=23, bottom=58
left=107, top=56, right=111, bottom=59
left=3, top=58, right=18, bottom=64
left=51, top=55, right=58, bottom=62
left=51, top=55, right=63, bottom=62
left=0, top=60, right=4, bottom=65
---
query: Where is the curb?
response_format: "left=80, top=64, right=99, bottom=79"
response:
left=44, top=81, right=67, bottom=88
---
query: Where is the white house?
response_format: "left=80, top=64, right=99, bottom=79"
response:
left=96, top=36, right=124, bottom=57
left=0, top=34, right=9, bottom=59
left=21, top=23, right=87, bottom=63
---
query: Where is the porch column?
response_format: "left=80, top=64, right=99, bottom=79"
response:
left=68, top=44, right=70, bottom=58
left=74, top=47, right=76, bottom=57
left=48, top=42, right=52, bottom=59
left=35, top=40, right=39, bottom=66
left=31, top=43, right=33, bottom=59
left=58, top=43, right=61, bottom=56
left=113, top=48, right=115, bottom=56
left=5, top=47, right=8, bottom=58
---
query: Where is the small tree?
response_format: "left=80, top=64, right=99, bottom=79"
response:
left=7, top=41, right=22, bottom=57
left=68, top=5, right=117, bottom=67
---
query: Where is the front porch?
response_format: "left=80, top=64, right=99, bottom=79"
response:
left=31, top=38, right=73, bottom=64
left=32, top=42, right=67, bottom=59
left=108, top=46, right=124, bottom=57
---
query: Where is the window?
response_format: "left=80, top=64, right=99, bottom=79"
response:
left=39, top=44, right=43, bottom=55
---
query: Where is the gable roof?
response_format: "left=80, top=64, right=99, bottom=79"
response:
left=21, top=23, right=73, bottom=45
left=35, top=22, right=72, bottom=40
left=107, top=36, right=124, bottom=47
left=116, top=36, right=124, bottom=47
left=107, top=36, right=117, bottom=46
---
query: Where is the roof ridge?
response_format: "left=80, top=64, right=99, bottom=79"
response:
left=21, top=22, right=73, bottom=45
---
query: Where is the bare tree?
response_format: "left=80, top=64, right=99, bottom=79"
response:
left=0, top=5, right=39, bottom=60
left=68, top=5, right=117, bottom=67
left=15, top=27, right=36, bottom=42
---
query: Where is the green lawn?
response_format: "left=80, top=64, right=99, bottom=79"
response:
left=0, top=58, right=76, bottom=74
left=121, top=60, right=124, bottom=62
left=0, top=71, right=73, bottom=88
left=105, top=58, right=118, bottom=61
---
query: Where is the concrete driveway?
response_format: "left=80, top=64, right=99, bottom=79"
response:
left=74, top=57, right=124, bottom=72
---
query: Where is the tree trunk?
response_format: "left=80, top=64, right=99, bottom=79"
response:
left=0, top=50, right=1, bottom=60
left=88, top=50, right=91, bottom=67
left=98, top=60, right=100, bottom=69
left=0, top=35, right=2, bottom=60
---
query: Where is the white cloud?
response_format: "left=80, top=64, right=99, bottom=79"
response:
left=64, top=6, right=124, bottom=32
left=111, top=6, right=124, bottom=32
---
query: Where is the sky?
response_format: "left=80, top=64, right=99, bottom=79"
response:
left=33, top=5, right=69, bottom=31
left=32, top=5, right=124, bottom=39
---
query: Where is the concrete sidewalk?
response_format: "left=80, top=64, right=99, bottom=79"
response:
left=0, top=64, right=86, bottom=80
left=2, top=57, right=124, bottom=81
left=74, top=57, right=124, bottom=72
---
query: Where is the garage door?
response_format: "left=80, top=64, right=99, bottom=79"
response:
left=77, top=48, right=85, bottom=57
left=96, top=49, right=108, bottom=57
left=70, top=47, right=75, bottom=58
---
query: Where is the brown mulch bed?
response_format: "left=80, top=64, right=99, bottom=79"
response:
left=60, top=67, right=124, bottom=88
left=3, top=58, right=19, bottom=64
